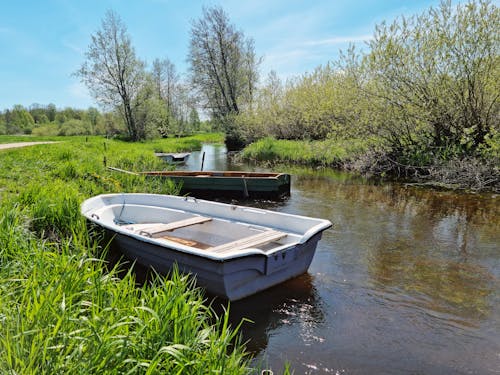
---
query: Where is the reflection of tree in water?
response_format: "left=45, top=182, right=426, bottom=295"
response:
left=293, top=172, right=499, bottom=320
left=209, top=273, right=324, bottom=355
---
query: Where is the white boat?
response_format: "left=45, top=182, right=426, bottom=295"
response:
left=154, top=152, right=190, bottom=164
left=81, top=193, right=332, bottom=300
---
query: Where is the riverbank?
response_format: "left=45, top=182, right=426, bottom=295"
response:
left=0, top=134, right=255, bottom=374
left=240, top=137, right=500, bottom=193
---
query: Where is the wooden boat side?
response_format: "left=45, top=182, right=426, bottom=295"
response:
left=142, top=171, right=291, bottom=199
left=141, top=170, right=286, bottom=178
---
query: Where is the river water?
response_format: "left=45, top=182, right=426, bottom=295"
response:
left=183, top=144, right=500, bottom=374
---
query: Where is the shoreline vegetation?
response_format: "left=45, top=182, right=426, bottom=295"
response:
left=233, top=1, right=499, bottom=193
left=0, top=134, right=263, bottom=374
left=240, top=137, right=500, bottom=193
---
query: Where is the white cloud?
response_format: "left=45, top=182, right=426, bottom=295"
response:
left=304, top=34, right=373, bottom=46
left=62, top=39, right=85, bottom=55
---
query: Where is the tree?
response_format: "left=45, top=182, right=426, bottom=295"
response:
left=29, top=104, right=49, bottom=124
left=151, top=58, right=180, bottom=135
left=86, top=107, right=101, bottom=135
left=9, top=105, right=35, bottom=134
left=188, top=6, right=260, bottom=149
left=363, top=0, right=499, bottom=153
left=76, top=10, right=147, bottom=140
left=188, top=107, right=201, bottom=131
left=151, top=58, right=178, bottom=111
left=46, top=104, right=57, bottom=122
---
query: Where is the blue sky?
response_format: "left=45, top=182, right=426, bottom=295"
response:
left=0, top=0, right=446, bottom=110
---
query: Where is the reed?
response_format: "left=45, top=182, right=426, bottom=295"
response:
left=0, top=134, right=255, bottom=374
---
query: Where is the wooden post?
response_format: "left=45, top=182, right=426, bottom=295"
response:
left=201, top=151, right=206, bottom=171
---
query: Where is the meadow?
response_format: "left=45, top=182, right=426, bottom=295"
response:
left=0, top=134, right=259, bottom=374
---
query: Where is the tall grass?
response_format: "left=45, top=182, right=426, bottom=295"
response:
left=0, top=233, right=249, bottom=373
left=0, top=134, right=254, bottom=374
left=241, top=136, right=370, bottom=167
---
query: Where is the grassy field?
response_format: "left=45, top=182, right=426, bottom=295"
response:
left=0, top=133, right=263, bottom=374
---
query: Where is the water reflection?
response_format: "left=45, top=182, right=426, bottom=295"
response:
left=178, top=146, right=500, bottom=374
left=181, top=143, right=231, bottom=171
left=210, top=273, right=323, bottom=354
left=294, top=173, right=499, bottom=319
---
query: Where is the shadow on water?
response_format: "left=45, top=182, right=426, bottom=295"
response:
left=209, top=273, right=323, bottom=354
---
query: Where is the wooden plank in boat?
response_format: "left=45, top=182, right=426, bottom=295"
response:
left=139, top=216, right=212, bottom=237
left=208, top=230, right=287, bottom=254
left=160, top=235, right=212, bottom=249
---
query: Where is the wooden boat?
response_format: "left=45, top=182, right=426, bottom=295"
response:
left=154, top=152, right=191, bottom=164
left=141, top=170, right=291, bottom=199
left=81, top=193, right=332, bottom=300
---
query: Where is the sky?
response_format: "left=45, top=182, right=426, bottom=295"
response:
left=0, top=0, right=449, bottom=110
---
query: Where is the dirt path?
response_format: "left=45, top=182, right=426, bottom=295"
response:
left=0, top=141, right=59, bottom=150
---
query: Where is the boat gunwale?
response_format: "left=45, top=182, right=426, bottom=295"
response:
left=81, top=193, right=331, bottom=261
left=140, top=170, right=289, bottom=179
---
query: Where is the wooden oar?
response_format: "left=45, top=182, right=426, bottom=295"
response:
left=107, top=166, right=139, bottom=175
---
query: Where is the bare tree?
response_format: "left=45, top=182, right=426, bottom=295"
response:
left=188, top=6, right=260, bottom=148
left=151, top=58, right=181, bottom=135
left=76, top=10, right=146, bottom=140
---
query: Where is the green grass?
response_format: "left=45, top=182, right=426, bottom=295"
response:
left=0, top=133, right=255, bottom=374
left=241, top=136, right=372, bottom=167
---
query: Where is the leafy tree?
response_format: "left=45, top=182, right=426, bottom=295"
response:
left=188, top=107, right=201, bottom=131
left=152, top=58, right=178, bottom=112
left=86, top=107, right=101, bottom=135
left=151, top=58, right=181, bottom=135
left=46, top=103, right=57, bottom=122
left=188, top=6, right=260, bottom=149
left=9, top=105, right=35, bottom=134
left=59, top=119, right=91, bottom=136
left=55, top=112, right=67, bottom=125
left=130, top=76, right=167, bottom=139
left=362, top=0, right=499, bottom=153
left=29, top=104, right=49, bottom=124
left=76, top=10, right=147, bottom=140
left=0, top=112, right=6, bottom=134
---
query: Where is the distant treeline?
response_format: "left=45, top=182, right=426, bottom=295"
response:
left=0, top=103, right=209, bottom=137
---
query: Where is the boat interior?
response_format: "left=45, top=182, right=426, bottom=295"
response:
left=104, top=203, right=300, bottom=255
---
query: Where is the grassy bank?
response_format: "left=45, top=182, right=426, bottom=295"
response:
left=241, top=137, right=371, bottom=167
left=241, top=137, right=500, bottom=192
left=0, top=133, right=257, bottom=374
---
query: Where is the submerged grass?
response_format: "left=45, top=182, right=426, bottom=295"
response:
left=0, top=133, right=255, bottom=374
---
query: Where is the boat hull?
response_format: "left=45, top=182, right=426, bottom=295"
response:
left=81, top=193, right=332, bottom=300
left=145, top=172, right=291, bottom=200
left=102, top=227, right=322, bottom=301
left=154, top=153, right=190, bottom=165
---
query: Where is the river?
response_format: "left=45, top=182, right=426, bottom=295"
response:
left=182, top=144, right=500, bottom=374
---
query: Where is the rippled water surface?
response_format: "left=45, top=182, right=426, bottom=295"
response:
left=185, top=145, right=500, bottom=374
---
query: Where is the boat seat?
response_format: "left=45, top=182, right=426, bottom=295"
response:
left=138, top=216, right=212, bottom=238
left=208, top=230, right=287, bottom=254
